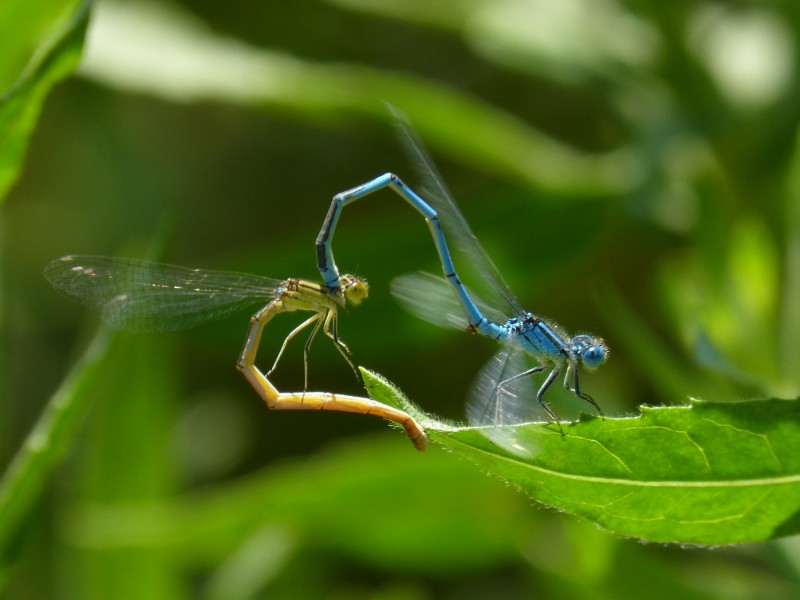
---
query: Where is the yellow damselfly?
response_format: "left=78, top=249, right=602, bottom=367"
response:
left=44, top=255, right=427, bottom=450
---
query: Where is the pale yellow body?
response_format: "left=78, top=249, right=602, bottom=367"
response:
left=236, top=276, right=427, bottom=451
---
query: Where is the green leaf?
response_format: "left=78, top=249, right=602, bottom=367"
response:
left=78, top=0, right=635, bottom=196
left=0, top=0, right=91, bottom=201
left=68, top=332, right=182, bottom=600
left=60, top=435, right=531, bottom=577
left=361, top=369, right=800, bottom=546
left=0, top=328, right=112, bottom=556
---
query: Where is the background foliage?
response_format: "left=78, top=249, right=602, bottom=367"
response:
left=2, top=0, right=800, bottom=598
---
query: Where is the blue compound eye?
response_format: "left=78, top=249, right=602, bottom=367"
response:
left=582, top=344, right=606, bottom=368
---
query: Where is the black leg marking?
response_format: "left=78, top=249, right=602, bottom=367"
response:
left=301, top=317, right=324, bottom=390
left=536, top=367, right=564, bottom=435
left=323, top=309, right=362, bottom=384
left=565, top=366, right=603, bottom=417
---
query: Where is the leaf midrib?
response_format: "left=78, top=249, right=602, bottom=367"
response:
left=439, top=433, right=800, bottom=488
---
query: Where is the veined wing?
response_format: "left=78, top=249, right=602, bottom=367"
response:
left=390, top=107, right=526, bottom=319
left=44, top=255, right=284, bottom=332
left=466, top=347, right=541, bottom=428
left=466, top=348, right=546, bottom=458
left=391, top=271, right=508, bottom=330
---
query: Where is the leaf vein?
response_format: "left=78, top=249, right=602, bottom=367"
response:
left=443, top=435, right=800, bottom=487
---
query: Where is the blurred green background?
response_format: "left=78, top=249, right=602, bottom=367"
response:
left=3, top=0, right=800, bottom=597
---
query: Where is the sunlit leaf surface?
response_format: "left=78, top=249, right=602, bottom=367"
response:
left=364, top=369, right=800, bottom=545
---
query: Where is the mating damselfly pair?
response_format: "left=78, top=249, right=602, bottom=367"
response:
left=45, top=118, right=607, bottom=451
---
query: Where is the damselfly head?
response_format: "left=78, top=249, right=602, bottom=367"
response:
left=339, top=274, right=369, bottom=305
left=570, top=334, right=607, bottom=369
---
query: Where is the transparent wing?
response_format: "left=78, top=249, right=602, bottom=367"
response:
left=44, top=255, right=284, bottom=332
left=391, top=271, right=508, bottom=330
left=466, top=348, right=547, bottom=458
left=390, top=107, right=526, bottom=318
left=466, top=347, right=540, bottom=428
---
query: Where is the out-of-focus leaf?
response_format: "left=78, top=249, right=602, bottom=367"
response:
left=0, top=0, right=91, bottom=200
left=77, top=0, right=640, bottom=195
left=65, top=332, right=181, bottom=600
left=0, top=327, right=111, bottom=556
left=61, top=434, right=530, bottom=575
left=657, top=216, right=783, bottom=396
left=328, top=0, right=660, bottom=83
